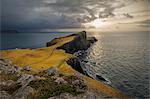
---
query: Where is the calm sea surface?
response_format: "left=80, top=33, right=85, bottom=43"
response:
left=83, top=31, right=150, bottom=99
left=0, top=31, right=150, bottom=98
left=0, top=32, right=73, bottom=50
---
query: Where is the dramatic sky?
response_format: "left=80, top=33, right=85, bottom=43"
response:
left=1, top=0, right=150, bottom=31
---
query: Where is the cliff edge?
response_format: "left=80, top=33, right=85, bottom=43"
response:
left=47, top=31, right=97, bottom=54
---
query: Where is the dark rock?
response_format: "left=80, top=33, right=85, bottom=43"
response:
left=46, top=38, right=58, bottom=46
left=87, top=37, right=98, bottom=44
left=47, top=31, right=97, bottom=54
left=66, top=57, right=85, bottom=75
left=96, top=75, right=107, bottom=82
left=95, top=74, right=111, bottom=84
left=57, top=31, right=89, bottom=53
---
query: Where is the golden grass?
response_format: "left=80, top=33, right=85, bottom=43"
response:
left=0, top=35, right=75, bottom=71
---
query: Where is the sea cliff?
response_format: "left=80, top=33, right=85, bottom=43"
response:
left=0, top=31, right=129, bottom=99
left=47, top=31, right=97, bottom=54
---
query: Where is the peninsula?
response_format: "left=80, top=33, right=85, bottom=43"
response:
left=0, top=31, right=129, bottom=99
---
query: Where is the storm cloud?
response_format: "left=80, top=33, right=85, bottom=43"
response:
left=1, top=0, right=146, bottom=30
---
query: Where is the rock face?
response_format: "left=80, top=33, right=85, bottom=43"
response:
left=57, top=31, right=97, bottom=53
left=66, top=57, right=85, bottom=75
left=47, top=31, right=97, bottom=54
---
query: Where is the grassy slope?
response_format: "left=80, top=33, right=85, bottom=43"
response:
left=0, top=34, right=129, bottom=98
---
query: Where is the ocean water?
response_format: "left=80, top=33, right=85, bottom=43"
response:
left=0, top=31, right=150, bottom=98
left=0, top=32, right=73, bottom=50
left=82, top=31, right=150, bottom=99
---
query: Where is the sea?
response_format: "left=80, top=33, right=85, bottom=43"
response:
left=0, top=31, right=150, bottom=98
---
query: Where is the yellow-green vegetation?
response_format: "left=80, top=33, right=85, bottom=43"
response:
left=0, top=35, right=75, bottom=72
left=0, top=34, right=129, bottom=98
left=28, top=77, right=83, bottom=99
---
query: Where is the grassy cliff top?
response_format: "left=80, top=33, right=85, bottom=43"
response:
left=0, top=32, right=129, bottom=98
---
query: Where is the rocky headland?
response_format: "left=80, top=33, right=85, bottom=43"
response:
left=0, top=31, right=129, bottom=99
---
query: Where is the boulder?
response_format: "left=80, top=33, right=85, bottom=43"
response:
left=14, top=86, right=36, bottom=99
left=46, top=67, right=58, bottom=76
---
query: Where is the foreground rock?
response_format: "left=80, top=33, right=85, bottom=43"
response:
left=1, top=59, right=108, bottom=99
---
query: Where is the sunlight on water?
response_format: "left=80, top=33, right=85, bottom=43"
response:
left=83, top=31, right=150, bottom=99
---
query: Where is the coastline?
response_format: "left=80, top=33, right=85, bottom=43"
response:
left=0, top=31, right=129, bottom=98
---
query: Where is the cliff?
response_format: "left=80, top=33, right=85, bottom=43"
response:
left=0, top=31, right=129, bottom=99
left=47, top=31, right=97, bottom=54
left=47, top=31, right=97, bottom=76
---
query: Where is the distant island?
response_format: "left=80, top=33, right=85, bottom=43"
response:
left=1, top=29, right=19, bottom=33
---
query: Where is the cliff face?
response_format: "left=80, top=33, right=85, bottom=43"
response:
left=47, top=31, right=97, bottom=54
left=46, top=31, right=97, bottom=76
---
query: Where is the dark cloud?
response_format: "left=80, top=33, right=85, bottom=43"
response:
left=1, top=0, right=140, bottom=30
left=123, top=13, right=134, bottom=18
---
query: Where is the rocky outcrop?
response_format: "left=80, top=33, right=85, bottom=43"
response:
left=0, top=59, right=89, bottom=99
left=57, top=31, right=97, bottom=53
left=47, top=31, right=97, bottom=54
left=66, top=57, right=85, bottom=75
left=47, top=31, right=97, bottom=76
